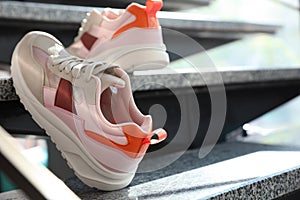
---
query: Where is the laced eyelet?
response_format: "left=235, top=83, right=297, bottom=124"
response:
left=49, top=54, right=109, bottom=82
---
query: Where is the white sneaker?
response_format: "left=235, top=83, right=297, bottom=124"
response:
left=67, top=0, right=169, bottom=72
left=11, top=31, right=167, bottom=191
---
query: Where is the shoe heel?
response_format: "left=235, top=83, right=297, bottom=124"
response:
left=113, top=48, right=170, bottom=72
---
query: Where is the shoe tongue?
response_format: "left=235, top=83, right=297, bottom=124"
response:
left=48, top=43, right=69, bottom=56
left=101, top=8, right=121, bottom=20
left=89, top=9, right=103, bottom=26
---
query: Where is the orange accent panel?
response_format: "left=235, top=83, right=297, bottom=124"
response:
left=112, top=0, right=162, bottom=38
left=113, top=5, right=148, bottom=38
left=85, top=125, right=152, bottom=158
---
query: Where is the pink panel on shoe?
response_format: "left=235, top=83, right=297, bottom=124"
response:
left=44, top=86, right=81, bottom=138
left=112, top=68, right=151, bottom=129
left=78, top=128, right=143, bottom=173
left=43, top=86, right=56, bottom=107
left=32, top=46, right=48, bottom=66
left=87, top=104, right=130, bottom=144
left=102, top=12, right=135, bottom=31
left=87, top=28, right=163, bottom=59
left=88, top=25, right=113, bottom=39
left=102, top=9, right=120, bottom=20
left=75, top=42, right=90, bottom=58
left=32, top=46, right=59, bottom=88
left=47, top=105, right=83, bottom=139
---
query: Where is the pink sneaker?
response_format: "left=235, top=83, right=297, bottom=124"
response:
left=11, top=31, right=167, bottom=191
left=68, top=0, right=169, bottom=72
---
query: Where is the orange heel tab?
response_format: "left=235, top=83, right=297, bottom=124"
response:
left=146, top=0, right=163, bottom=16
left=146, top=0, right=162, bottom=28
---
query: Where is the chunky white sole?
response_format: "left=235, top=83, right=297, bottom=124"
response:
left=11, top=33, right=135, bottom=191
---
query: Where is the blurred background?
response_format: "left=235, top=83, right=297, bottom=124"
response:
left=171, top=0, right=300, bottom=147
left=171, top=0, right=300, bottom=68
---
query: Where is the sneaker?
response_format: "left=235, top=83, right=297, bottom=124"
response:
left=11, top=31, right=167, bottom=191
left=67, top=0, right=169, bottom=72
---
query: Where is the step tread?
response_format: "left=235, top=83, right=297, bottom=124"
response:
left=2, top=142, right=300, bottom=199
left=0, top=1, right=279, bottom=34
left=64, top=142, right=300, bottom=199
left=2, top=64, right=300, bottom=101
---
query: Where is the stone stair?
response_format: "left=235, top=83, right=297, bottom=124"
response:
left=1, top=1, right=300, bottom=199
left=1, top=142, right=300, bottom=199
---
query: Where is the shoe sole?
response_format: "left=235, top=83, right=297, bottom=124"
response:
left=11, top=32, right=134, bottom=191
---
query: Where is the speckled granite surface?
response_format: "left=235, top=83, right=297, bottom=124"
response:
left=64, top=142, right=300, bottom=200
left=0, top=64, right=17, bottom=101
left=0, top=1, right=90, bottom=23
left=0, top=1, right=279, bottom=35
left=123, top=152, right=300, bottom=200
left=131, top=66, right=300, bottom=91
left=1, top=65, right=300, bottom=101
left=1, top=142, right=300, bottom=199
left=0, top=78, right=17, bottom=101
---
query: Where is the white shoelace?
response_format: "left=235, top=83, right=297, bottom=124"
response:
left=47, top=44, right=125, bottom=90
left=48, top=54, right=109, bottom=82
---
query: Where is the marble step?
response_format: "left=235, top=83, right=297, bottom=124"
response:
left=64, top=142, right=300, bottom=199
left=21, top=0, right=211, bottom=11
left=0, top=1, right=279, bottom=36
left=2, top=64, right=300, bottom=101
left=1, top=142, right=300, bottom=199
left=0, top=64, right=17, bottom=101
